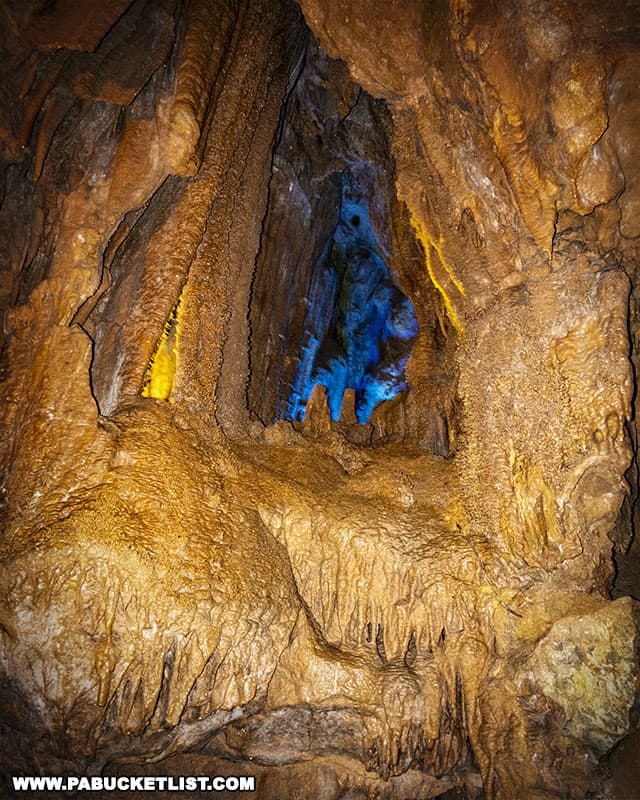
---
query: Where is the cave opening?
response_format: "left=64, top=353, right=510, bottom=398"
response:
left=285, top=166, right=418, bottom=424
left=247, top=37, right=436, bottom=437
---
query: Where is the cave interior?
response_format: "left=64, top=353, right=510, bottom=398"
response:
left=0, top=1, right=639, bottom=798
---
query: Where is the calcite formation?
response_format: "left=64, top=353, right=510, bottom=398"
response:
left=0, top=1, right=638, bottom=798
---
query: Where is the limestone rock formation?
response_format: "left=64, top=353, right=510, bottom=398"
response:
left=0, top=1, right=639, bottom=798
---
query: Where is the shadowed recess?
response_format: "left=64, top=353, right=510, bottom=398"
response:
left=286, top=167, right=418, bottom=424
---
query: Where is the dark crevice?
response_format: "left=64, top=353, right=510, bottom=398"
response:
left=247, top=35, right=440, bottom=440
left=245, top=44, right=308, bottom=423
left=404, top=630, right=417, bottom=668
left=84, top=175, right=187, bottom=415
left=612, top=273, right=640, bottom=599
left=375, top=623, right=387, bottom=665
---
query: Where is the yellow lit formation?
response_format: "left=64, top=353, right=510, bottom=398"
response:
left=410, top=214, right=465, bottom=334
left=141, top=292, right=185, bottom=402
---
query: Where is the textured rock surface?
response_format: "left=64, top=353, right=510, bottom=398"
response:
left=0, top=1, right=639, bottom=798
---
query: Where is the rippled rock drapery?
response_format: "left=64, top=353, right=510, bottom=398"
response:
left=0, top=1, right=639, bottom=799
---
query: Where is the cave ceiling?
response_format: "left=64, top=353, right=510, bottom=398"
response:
left=0, top=1, right=639, bottom=798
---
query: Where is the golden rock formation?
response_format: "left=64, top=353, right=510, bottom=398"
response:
left=0, top=1, right=638, bottom=798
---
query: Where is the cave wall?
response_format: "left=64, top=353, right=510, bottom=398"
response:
left=0, top=1, right=639, bottom=799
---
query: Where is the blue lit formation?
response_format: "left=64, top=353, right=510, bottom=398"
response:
left=285, top=168, right=418, bottom=424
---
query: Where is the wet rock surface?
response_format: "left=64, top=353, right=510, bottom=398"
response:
left=0, top=1, right=639, bottom=798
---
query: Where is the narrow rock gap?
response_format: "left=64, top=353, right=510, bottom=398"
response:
left=612, top=277, right=640, bottom=599
left=246, top=34, right=454, bottom=449
left=245, top=39, right=309, bottom=418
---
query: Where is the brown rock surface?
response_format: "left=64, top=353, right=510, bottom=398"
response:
left=0, top=1, right=639, bottom=798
